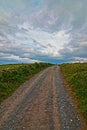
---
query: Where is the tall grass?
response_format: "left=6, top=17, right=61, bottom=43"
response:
left=0, top=62, right=52, bottom=104
left=60, top=63, right=87, bottom=121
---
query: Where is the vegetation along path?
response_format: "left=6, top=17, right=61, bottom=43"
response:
left=0, top=66, right=86, bottom=130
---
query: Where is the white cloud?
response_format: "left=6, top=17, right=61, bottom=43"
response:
left=0, top=21, right=71, bottom=63
left=16, top=22, right=71, bottom=59
left=0, top=52, right=39, bottom=63
left=74, top=57, right=87, bottom=63
left=0, top=0, right=87, bottom=64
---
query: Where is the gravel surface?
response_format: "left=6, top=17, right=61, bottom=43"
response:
left=0, top=66, right=86, bottom=130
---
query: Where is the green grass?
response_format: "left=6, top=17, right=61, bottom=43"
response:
left=0, top=62, right=52, bottom=104
left=60, top=63, right=87, bottom=121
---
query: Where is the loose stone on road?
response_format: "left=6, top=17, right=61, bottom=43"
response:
left=0, top=66, right=85, bottom=130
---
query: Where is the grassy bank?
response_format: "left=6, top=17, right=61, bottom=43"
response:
left=60, top=63, right=87, bottom=121
left=0, top=62, right=52, bottom=104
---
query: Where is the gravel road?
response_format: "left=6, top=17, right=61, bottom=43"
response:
left=0, top=66, right=86, bottom=130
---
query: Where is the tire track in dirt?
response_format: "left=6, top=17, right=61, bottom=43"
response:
left=0, top=68, right=51, bottom=129
left=0, top=66, right=85, bottom=130
left=54, top=66, right=84, bottom=130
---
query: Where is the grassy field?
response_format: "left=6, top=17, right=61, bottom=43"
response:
left=0, top=62, right=52, bottom=104
left=60, top=63, right=87, bottom=121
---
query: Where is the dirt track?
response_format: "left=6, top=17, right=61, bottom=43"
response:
left=0, top=66, right=85, bottom=130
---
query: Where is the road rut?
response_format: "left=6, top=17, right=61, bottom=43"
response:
left=0, top=66, right=85, bottom=130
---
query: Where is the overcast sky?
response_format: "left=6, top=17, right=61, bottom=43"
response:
left=0, top=0, right=87, bottom=64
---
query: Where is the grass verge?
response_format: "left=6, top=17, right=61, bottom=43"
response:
left=60, top=63, right=87, bottom=122
left=0, top=62, right=52, bottom=104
